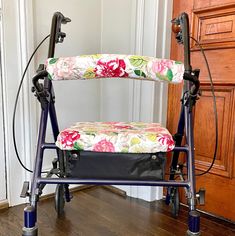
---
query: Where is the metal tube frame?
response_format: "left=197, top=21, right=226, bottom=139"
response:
left=23, top=11, right=200, bottom=236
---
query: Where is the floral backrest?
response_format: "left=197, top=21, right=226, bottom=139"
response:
left=45, top=54, right=184, bottom=83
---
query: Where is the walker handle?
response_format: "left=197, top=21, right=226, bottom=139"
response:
left=48, top=12, right=71, bottom=58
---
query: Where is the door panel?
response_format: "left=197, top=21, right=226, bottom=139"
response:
left=194, top=0, right=235, bottom=12
left=191, top=50, right=235, bottom=84
left=194, top=87, right=234, bottom=178
left=191, top=4, right=235, bottom=50
left=167, top=0, right=235, bottom=221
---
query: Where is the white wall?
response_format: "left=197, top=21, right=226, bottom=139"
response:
left=99, top=0, right=134, bottom=121
left=32, top=0, right=102, bottom=169
left=32, top=0, right=103, bottom=195
left=33, top=0, right=102, bottom=129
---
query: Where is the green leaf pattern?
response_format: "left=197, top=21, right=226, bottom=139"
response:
left=49, top=58, right=58, bottom=64
left=83, top=68, right=96, bottom=79
left=166, top=69, right=173, bottom=81
left=134, top=69, right=146, bottom=78
left=129, top=56, right=148, bottom=67
left=74, top=142, right=84, bottom=151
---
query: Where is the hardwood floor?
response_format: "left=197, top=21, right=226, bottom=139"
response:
left=0, top=187, right=234, bottom=236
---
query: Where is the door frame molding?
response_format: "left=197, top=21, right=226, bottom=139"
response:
left=127, top=0, right=173, bottom=201
left=1, top=0, right=36, bottom=206
left=0, top=0, right=7, bottom=202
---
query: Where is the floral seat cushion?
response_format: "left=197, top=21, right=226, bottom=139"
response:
left=56, top=122, right=175, bottom=153
left=46, top=54, right=184, bottom=83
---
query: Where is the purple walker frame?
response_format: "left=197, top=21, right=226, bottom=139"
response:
left=22, top=12, right=201, bottom=236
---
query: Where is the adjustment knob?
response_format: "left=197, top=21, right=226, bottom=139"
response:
left=172, top=22, right=181, bottom=34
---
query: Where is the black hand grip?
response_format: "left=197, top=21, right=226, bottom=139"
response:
left=32, top=70, right=48, bottom=92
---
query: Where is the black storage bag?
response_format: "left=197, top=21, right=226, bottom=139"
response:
left=65, top=151, right=166, bottom=180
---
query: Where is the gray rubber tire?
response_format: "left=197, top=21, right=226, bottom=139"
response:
left=22, top=226, right=38, bottom=236
left=55, top=184, right=65, bottom=216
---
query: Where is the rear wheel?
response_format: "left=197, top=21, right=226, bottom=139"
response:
left=171, top=187, right=180, bottom=217
left=55, top=184, right=65, bottom=217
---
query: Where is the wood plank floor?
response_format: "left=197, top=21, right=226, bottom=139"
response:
left=0, top=187, right=234, bottom=236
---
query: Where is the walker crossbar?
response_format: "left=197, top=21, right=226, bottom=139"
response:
left=40, top=143, right=190, bottom=152
left=22, top=12, right=201, bottom=236
left=37, top=178, right=191, bottom=188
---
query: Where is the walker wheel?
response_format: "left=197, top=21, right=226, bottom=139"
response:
left=55, top=184, right=65, bottom=216
left=170, top=187, right=180, bottom=217
left=165, top=187, right=171, bottom=205
left=22, top=227, right=38, bottom=236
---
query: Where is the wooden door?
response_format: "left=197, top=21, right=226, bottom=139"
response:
left=167, top=0, right=235, bottom=222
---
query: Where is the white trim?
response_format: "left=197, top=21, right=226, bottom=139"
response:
left=100, top=0, right=104, bottom=54
left=23, top=1, right=38, bottom=174
left=17, top=0, right=36, bottom=181
left=0, top=2, right=7, bottom=201
left=153, top=0, right=160, bottom=55
left=126, top=0, right=174, bottom=201
left=129, top=0, right=145, bottom=122
left=0, top=0, right=10, bottom=204
left=153, top=0, right=173, bottom=125
left=134, top=0, right=145, bottom=55
left=1, top=0, right=22, bottom=205
left=128, top=0, right=137, bottom=121
left=1, top=0, right=36, bottom=205
left=99, top=0, right=104, bottom=121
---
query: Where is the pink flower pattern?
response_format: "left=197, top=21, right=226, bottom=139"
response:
left=95, top=58, right=128, bottom=77
left=113, top=124, right=132, bottom=130
left=56, top=122, right=175, bottom=153
left=58, top=130, right=80, bottom=148
left=152, top=60, right=173, bottom=74
left=157, top=134, right=175, bottom=152
left=145, top=127, right=166, bottom=133
left=93, top=139, right=115, bottom=152
left=46, top=54, right=184, bottom=83
left=54, top=57, right=76, bottom=79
